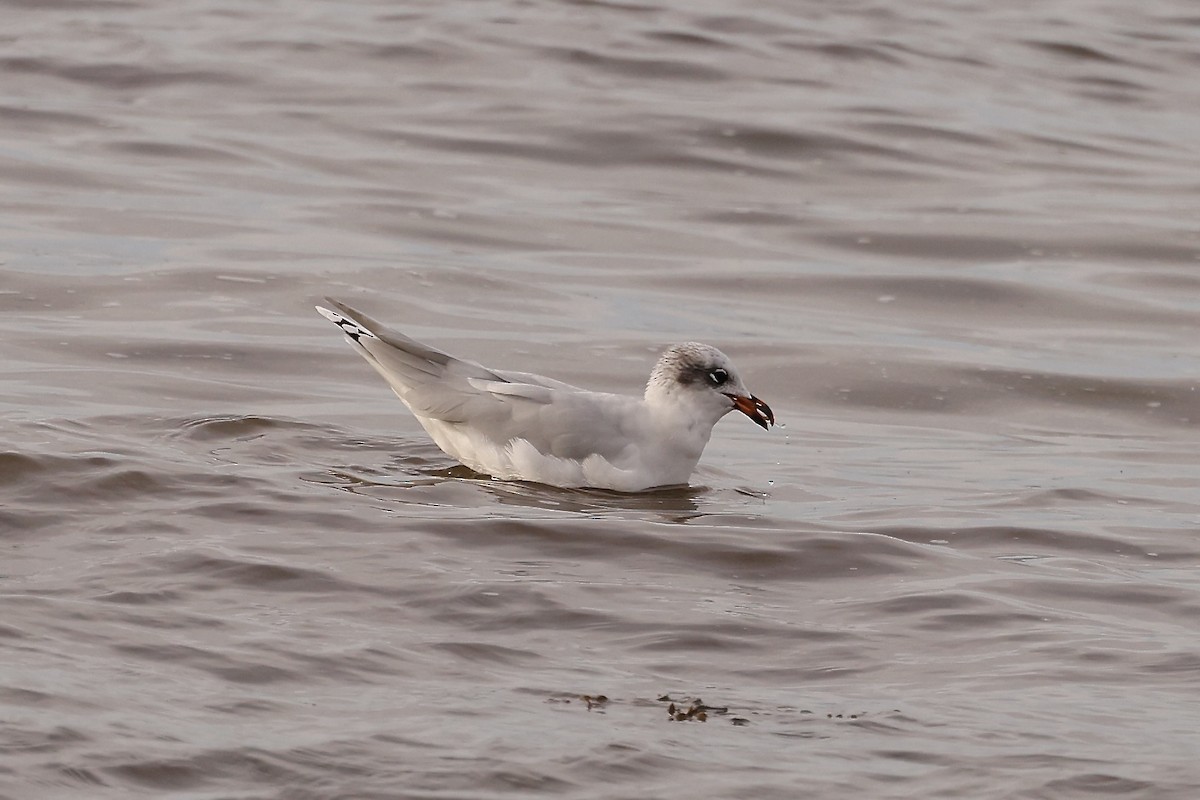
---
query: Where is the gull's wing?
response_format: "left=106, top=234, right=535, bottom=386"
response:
left=316, top=299, right=643, bottom=462
left=490, top=370, right=584, bottom=392
left=318, top=299, right=571, bottom=422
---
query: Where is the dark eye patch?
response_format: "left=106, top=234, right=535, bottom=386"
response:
left=708, top=368, right=729, bottom=386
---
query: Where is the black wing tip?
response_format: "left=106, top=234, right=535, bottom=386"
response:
left=315, top=302, right=374, bottom=342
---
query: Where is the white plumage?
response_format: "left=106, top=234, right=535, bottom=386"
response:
left=316, top=298, right=774, bottom=492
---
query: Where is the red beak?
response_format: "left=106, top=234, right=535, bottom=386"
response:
left=726, top=393, right=774, bottom=430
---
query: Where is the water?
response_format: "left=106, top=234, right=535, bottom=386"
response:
left=2, top=1, right=1199, bottom=798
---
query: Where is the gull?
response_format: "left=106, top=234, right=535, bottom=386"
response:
left=316, top=298, right=774, bottom=492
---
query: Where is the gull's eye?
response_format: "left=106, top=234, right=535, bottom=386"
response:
left=708, top=368, right=729, bottom=386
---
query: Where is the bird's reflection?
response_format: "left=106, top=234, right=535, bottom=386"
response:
left=311, top=455, right=707, bottom=522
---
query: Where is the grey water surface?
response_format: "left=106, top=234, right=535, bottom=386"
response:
left=2, top=1, right=1199, bottom=798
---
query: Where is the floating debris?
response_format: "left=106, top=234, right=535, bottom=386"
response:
left=581, top=694, right=609, bottom=711
left=659, top=695, right=731, bottom=723
left=825, top=711, right=868, bottom=720
left=547, top=692, right=610, bottom=710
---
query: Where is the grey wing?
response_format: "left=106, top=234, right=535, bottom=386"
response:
left=451, top=377, right=643, bottom=462
left=317, top=298, right=556, bottom=422
left=491, top=369, right=585, bottom=392
left=317, top=299, right=639, bottom=460
left=484, top=373, right=645, bottom=460
left=488, top=388, right=645, bottom=462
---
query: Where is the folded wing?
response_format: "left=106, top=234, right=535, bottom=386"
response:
left=317, top=299, right=641, bottom=463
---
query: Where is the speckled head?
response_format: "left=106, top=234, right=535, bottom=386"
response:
left=645, top=342, right=774, bottom=430
left=648, top=342, right=732, bottom=388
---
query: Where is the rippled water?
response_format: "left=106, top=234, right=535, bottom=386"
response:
left=3, top=1, right=1200, bottom=797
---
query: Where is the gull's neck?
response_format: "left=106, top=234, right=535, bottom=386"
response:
left=644, top=380, right=729, bottom=439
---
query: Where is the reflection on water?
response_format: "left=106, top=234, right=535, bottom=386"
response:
left=310, top=451, right=708, bottom=521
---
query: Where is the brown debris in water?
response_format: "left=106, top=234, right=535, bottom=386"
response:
left=580, top=694, right=608, bottom=711
left=557, top=692, right=889, bottom=729
left=660, top=695, right=730, bottom=723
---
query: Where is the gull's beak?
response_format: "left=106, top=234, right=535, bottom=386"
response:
left=726, top=393, right=775, bottom=430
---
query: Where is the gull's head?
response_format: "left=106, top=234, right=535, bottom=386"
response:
left=645, top=342, right=774, bottom=431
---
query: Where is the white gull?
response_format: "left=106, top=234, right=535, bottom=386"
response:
left=316, top=298, right=774, bottom=492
